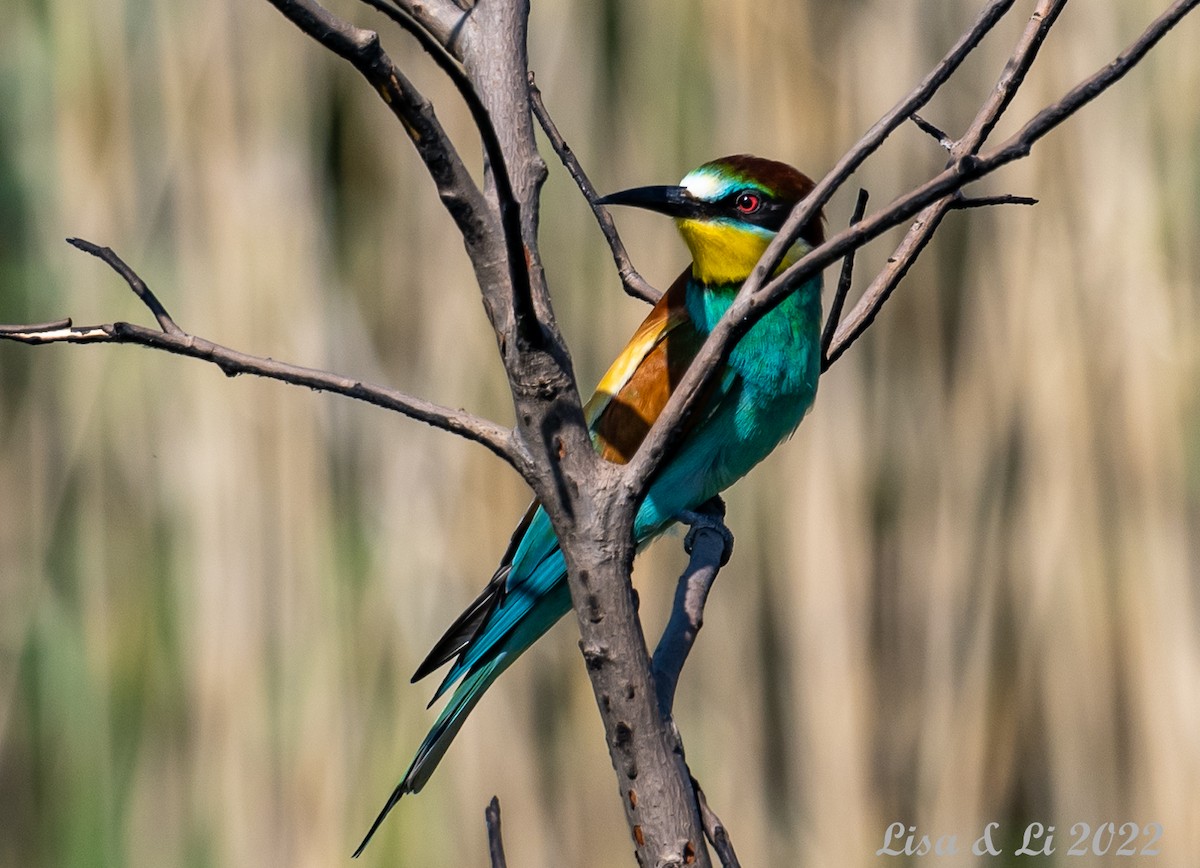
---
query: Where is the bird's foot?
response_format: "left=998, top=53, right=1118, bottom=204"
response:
left=675, top=506, right=733, bottom=566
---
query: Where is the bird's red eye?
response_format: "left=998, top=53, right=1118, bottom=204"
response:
left=735, top=191, right=762, bottom=214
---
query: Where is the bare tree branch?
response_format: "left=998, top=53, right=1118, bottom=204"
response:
left=827, top=0, right=1200, bottom=364
left=953, top=193, right=1039, bottom=210
left=528, top=74, right=660, bottom=306
left=971, top=0, right=1069, bottom=147
left=269, top=0, right=556, bottom=359
left=991, top=0, right=1200, bottom=153
left=0, top=240, right=527, bottom=473
left=357, top=0, right=550, bottom=351
left=910, top=113, right=953, bottom=150
left=652, top=498, right=733, bottom=718
left=693, top=779, right=741, bottom=868
left=272, top=0, right=596, bottom=534
left=65, top=239, right=184, bottom=335
left=485, top=796, right=509, bottom=868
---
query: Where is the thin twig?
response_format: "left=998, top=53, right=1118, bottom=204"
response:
left=67, top=239, right=183, bottom=336
left=0, top=318, right=72, bottom=335
left=953, top=193, right=1038, bottom=209
left=485, top=797, right=508, bottom=868
left=910, top=113, right=953, bottom=149
left=651, top=498, right=732, bottom=717
left=0, top=240, right=526, bottom=473
left=528, top=74, right=660, bottom=305
left=692, top=778, right=741, bottom=868
left=820, top=188, right=869, bottom=365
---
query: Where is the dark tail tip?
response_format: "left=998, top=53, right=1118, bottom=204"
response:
left=352, top=785, right=407, bottom=858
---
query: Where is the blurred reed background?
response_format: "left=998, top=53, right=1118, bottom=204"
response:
left=1, top=1, right=1198, bottom=865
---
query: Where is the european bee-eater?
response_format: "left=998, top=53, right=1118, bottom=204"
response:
left=355, top=154, right=824, bottom=856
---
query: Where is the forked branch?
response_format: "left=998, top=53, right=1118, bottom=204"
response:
left=0, top=239, right=526, bottom=473
left=824, top=0, right=1067, bottom=368
left=747, top=0, right=1020, bottom=292
left=820, top=188, right=869, bottom=365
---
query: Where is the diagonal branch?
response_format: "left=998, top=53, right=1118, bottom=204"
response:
left=651, top=498, right=733, bottom=718
left=910, top=113, right=954, bottom=150
left=820, top=188, right=869, bottom=365
left=528, top=74, right=660, bottom=306
left=67, top=239, right=184, bottom=335
left=0, top=240, right=527, bottom=473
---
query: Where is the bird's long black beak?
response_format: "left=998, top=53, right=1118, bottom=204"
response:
left=596, top=184, right=702, bottom=219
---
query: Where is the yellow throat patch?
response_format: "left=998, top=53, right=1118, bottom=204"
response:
left=676, top=218, right=808, bottom=286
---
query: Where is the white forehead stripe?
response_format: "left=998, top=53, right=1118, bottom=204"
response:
left=680, top=169, right=730, bottom=201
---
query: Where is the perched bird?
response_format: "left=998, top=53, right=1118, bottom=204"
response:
left=354, top=154, right=825, bottom=856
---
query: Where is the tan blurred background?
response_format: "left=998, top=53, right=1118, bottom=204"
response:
left=2, top=1, right=1199, bottom=865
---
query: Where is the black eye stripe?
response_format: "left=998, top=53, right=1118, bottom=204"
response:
left=752, top=202, right=789, bottom=232
left=685, top=190, right=792, bottom=233
left=732, top=199, right=784, bottom=229
left=716, top=189, right=789, bottom=230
